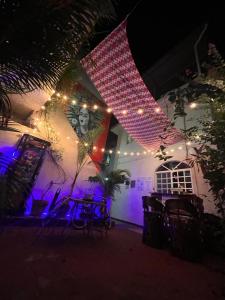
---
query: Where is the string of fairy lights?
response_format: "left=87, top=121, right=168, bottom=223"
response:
left=21, top=90, right=198, bottom=157
left=40, top=90, right=199, bottom=114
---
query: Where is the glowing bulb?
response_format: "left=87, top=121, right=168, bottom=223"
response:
left=107, top=108, right=112, bottom=113
left=84, top=143, right=88, bottom=147
left=137, top=108, right=144, bottom=114
left=130, top=152, right=134, bottom=156
left=83, top=104, right=87, bottom=109
left=122, top=110, right=127, bottom=115
left=52, top=90, right=55, bottom=94
left=178, top=146, right=182, bottom=150
left=109, top=150, right=113, bottom=154
left=93, top=146, right=97, bottom=150
left=190, top=102, right=197, bottom=109
left=72, top=100, right=76, bottom=105
left=63, top=95, right=67, bottom=100
left=136, top=152, right=140, bottom=156
left=170, top=149, right=174, bottom=152
left=41, top=106, right=45, bottom=110
left=117, top=150, right=120, bottom=154
left=143, top=151, right=147, bottom=155
left=93, top=104, right=98, bottom=110
left=101, top=148, right=105, bottom=152
left=186, top=141, right=191, bottom=146
left=124, top=152, right=127, bottom=156
left=56, top=93, right=60, bottom=97
left=155, top=107, right=161, bottom=113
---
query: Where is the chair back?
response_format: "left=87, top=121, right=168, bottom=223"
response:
left=142, top=196, right=164, bottom=213
left=165, top=198, right=198, bottom=217
left=30, top=200, right=48, bottom=217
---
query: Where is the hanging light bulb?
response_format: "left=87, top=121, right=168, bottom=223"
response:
left=155, top=107, right=161, bottom=113
left=190, top=102, right=197, bottom=109
left=56, top=93, right=60, bottom=97
left=107, top=108, right=112, bottom=113
left=63, top=95, right=67, bottom=100
left=117, top=150, right=120, bottom=154
left=122, top=110, right=127, bottom=115
left=93, top=104, right=98, bottom=110
left=93, top=146, right=97, bottom=151
left=137, top=108, right=144, bottom=114
left=72, top=100, right=76, bottom=105
left=109, top=150, right=113, bottom=154
left=101, top=148, right=105, bottom=152
left=83, top=104, right=87, bottom=109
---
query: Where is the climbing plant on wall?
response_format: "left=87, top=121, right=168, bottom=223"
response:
left=156, top=44, right=225, bottom=217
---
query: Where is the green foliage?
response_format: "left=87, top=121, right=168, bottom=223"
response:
left=157, top=44, right=225, bottom=217
left=155, top=145, right=173, bottom=161
left=0, top=0, right=115, bottom=123
left=88, top=169, right=131, bottom=201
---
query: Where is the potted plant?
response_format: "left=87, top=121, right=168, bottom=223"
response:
left=88, top=169, right=131, bottom=224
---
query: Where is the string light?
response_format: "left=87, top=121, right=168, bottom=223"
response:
left=137, top=108, right=144, bottom=114
left=93, top=104, right=98, bottom=110
left=122, top=110, right=127, bottom=115
left=155, top=107, right=161, bottom=113
left=72, top=100, right=76, bottom=105
left=109, top=150, right=113, bottom=154
left=83, top=104, right=87, bottom=109
left=190, top=102, right=197, bottom=109
left=106, top=108, right=112, bottom=113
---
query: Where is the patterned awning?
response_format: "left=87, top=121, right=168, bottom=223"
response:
left=81, top=20, right=182, bottom=150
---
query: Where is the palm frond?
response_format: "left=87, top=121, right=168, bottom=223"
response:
left=0, top=0, right=115, bottom=119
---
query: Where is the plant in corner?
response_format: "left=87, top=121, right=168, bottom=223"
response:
left=88, top=168, right=131, bottom=224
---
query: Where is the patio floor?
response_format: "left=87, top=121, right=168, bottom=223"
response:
left=0, top=222, right=224, bottom=300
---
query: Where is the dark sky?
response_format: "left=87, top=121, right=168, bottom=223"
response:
left=93, top=0, right=225, bottom=73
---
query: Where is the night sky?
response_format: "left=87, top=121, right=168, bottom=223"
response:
left=93, top=0, right=225, bottom=73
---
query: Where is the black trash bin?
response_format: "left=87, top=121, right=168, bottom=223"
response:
left=165, top=198, right=203, bottom=261
left=142, top=196, right=164, bottom=249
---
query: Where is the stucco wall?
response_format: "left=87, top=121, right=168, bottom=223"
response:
left=0, top=108, right=99, bottom=209
left=111, top=125, right=217, bottom=226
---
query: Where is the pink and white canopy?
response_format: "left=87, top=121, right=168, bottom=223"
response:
left=81, top=20, right=182, bottom=150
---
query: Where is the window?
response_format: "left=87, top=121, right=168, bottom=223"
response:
left=155, top=161, right=193, bottom=194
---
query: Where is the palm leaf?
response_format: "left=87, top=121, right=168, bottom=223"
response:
left=0, top=0, right=115, bottom=120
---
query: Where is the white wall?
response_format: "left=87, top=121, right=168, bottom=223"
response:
left=111, top=102, right=217, bottom=226
left=0, top=105, right=98, bottom=209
